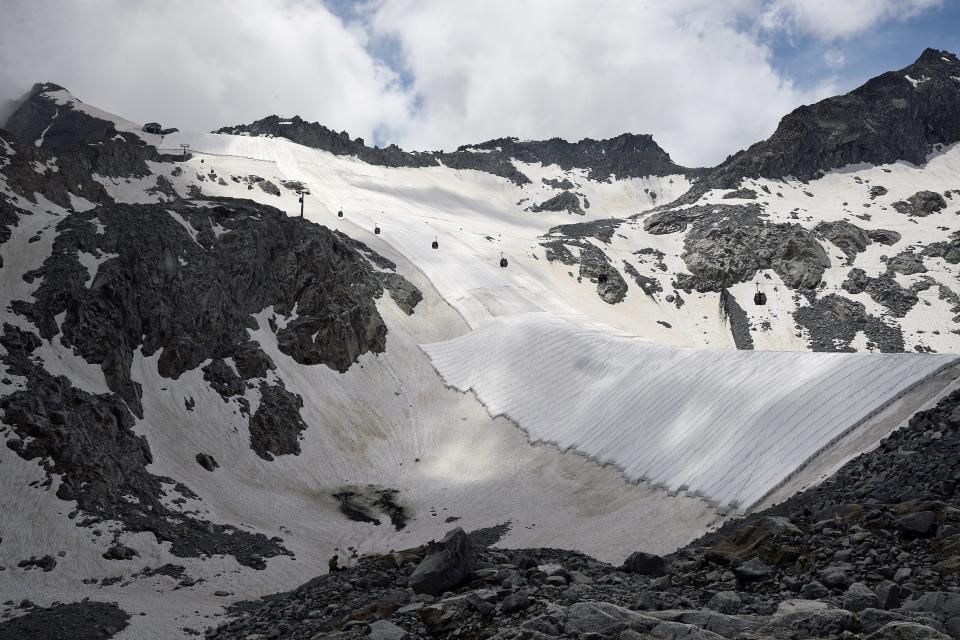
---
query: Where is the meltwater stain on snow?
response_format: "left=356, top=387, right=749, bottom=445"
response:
left=333, top=485, right=408, bottom=530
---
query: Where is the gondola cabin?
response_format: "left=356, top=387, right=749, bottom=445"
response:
left=754, top=291, right=767, bottom=305
left=499, top=253, right=508, bottom=268
left=374, top=224, right=380, bottom=235
left=337, top=209, right=343, bottom=218
left=431, top=237, right=439, bottom=249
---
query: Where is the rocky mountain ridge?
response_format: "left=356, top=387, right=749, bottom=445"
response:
left=214, top=116, right=693, bottom=185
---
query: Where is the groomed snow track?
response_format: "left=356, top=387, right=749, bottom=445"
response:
left=424, top=313, right=959, bottom=512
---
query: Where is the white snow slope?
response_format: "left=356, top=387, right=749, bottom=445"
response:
left=424, top=313, right=957, bottom=512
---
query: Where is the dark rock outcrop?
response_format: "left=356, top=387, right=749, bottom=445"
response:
left=215, top=115, right=693, bottom=185
left=248, top=383, right=308, bottom=461
left=4, top=82, right=183, bottom=181
left=842, top=268, right=920, bottom=317
left=14, top=199, right=412, bottom=416
left=813, top=221, right=898, bottom=264
left=650, top=204, right=830, bottom=292
left=0, top=324, right=288, bottom=567
left=527, top=191, right=584, bottom=216
left=794, top=293, right=905, bottom=352
left=894, top=191, right=948, bottom=217
left=0, top=601, right=130, bottom=640
left=709, top=49, right=960, bottom=186
left=408, top=528, right=477, bottom=596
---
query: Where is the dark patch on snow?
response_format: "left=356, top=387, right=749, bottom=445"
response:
left=719, top=289, right=755, bottom=350
left=0, top=324, right=290, bottom=567
left=248, top=383, right=308, bottom=461
left=842, top=268, right=919, bottom=317
left=0, top=601, right=130, bottom=640
left=623, top=262, right=662, bottom=299
left=793, top=293, right=905, bottom=352
left=333, top=485, right=408, bottom=531
left=527, top=191, right=584, bottom=216
left=546, top=218, right=621, bottom=244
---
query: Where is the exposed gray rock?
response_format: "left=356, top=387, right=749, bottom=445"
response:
left=876, top=580, right=902, bottom=610
left=624, top=262, right=663, bottom=299
left=408, top=528, right=477, bottom=596
left=842, top=268, right=919, bottom=317
left=368, top=620, right=410, bottom=640
left=502, top=590, right=531, bottom=614
left=705, top=591, right=742, bottom=614
left=866, top=621, right=952, bottom=640
left=819, top=564, right=852, bottom=590
left=733, top=558, right=774, bottom=583
left=869, top=229, right=903, bottom=245
left=102, top=544, right=138, bottom=561
left=894, top=191, right=948, bottom=217
left=813, top=220, right=894, bottom=264
left=377, top=272, right=423, bottom=315
left=650, top=204, right=830, bottom=291
left=257, top=179, right=281, bottom=196
left=216, top=116, right=692, bottom=185
left=542, top=177, right=574, bottom=190
left=844, top=581, right=880, bottom=612
left=15, top=199, right=404, bottom=416
left=621, top=551, right=669, bottom=576
left=888, top=251, right=928, bottom=275
left=527, top=191, right=584, bottom=216
left=923, top=232, right=960, bottom=264
left=896, top=511, right=939, bottom=539
left=547, top=218, right=621, bottom=244
left=0, top=601, right=130, bottom=640
left=794, top=293, right=905, bottom=352
left=719, top=288, right=754, bottom=350
left=722, top=188, right=757, bottom=199
left=195, top=453, right=219, bottom=472
left=0, top=324, right=287, bottom=568
left=248, top=383, right=308, bottom=461
left=707, top=49, right=960, bottom=185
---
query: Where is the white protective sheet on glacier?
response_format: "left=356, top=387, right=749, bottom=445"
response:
left=424, top=313, right=959, bottom=512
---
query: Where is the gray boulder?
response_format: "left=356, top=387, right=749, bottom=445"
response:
left=408, top=528, right=476, bottom=596
left=819, top=564, right=852, bottom=590
left=876, top=580, right=902, bottom=610
left=897, top=511, right=938, bottom=539
left=759, top=608, right=857, bottom=639
left=706, top=591, right=742, bottom=614
left=368, top=620, right=410, bottom=640
left=845, top=582, right=880, bottom=612
left=502, top=591, right=531, bottom=614
left=621, top=551, right=669, bottom=576
left=733, top=558, right=774, bottom=583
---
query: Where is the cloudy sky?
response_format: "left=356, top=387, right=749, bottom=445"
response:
left=1, top=0, right=958, bottom=167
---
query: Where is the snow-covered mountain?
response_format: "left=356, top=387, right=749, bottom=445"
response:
left=1, top=49, right=960, bottom=639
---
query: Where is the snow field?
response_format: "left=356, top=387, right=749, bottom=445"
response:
left=424, top=313, right=958, bottom=512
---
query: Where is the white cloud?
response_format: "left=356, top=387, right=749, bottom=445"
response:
left=0, top=0, right=943, bottom=169
left=367, top=0, right=834, bottom=166
left=0, top=0, right=413, bottom=144
left=759, top=0, right=943, bottom=41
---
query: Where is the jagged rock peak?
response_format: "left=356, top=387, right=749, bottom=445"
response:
left=215, top=116, right=691, bottom=184
left=710, top=48, right=960, bottom=186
